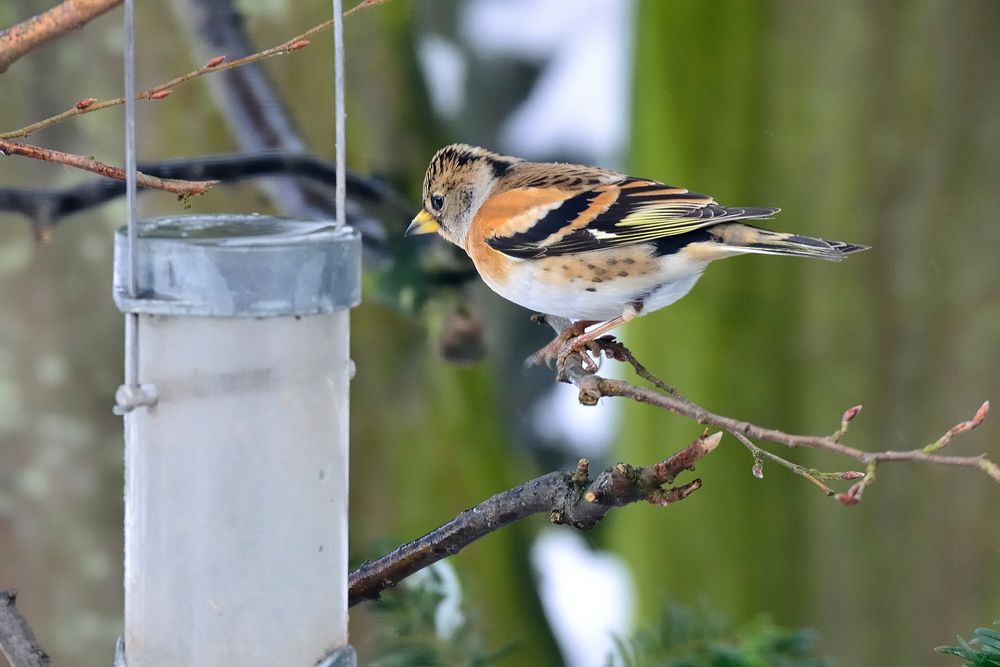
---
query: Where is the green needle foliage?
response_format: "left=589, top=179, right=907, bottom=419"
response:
left=607, top=602, right=829, bottom=667
left=937, top=622, right=1000, bottom=667
left=364, top=565, right=514, bottom=667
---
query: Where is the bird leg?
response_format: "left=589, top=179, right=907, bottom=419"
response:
left=552, top=303, right=643, bottom=371
left=555, top=316, right=627, bottom=371
left=525, top=319, right=596, bottom=368
left=528, top=303, right=643, bottom=371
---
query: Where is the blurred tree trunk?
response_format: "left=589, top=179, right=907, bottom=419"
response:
left=614, top=1, right=1000, bottom=665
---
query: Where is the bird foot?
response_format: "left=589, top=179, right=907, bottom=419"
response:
left=525, top=320, right=595, bottom=368
left=555, top=336, right=605, bottom=373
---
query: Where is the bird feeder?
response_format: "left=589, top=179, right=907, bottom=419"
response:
left=112, top=215, right=360, bottom=665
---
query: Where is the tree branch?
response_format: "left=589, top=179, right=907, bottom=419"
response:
left=348, top=432, right=720, bottom=605
left=1, top=1, right=396, bottom=140
left=0, top=0, right=396, bottom=78
left=0, top=0, right=121, bottom=74
left=0, top=138, right=217, bottom=199
left=0, top=590, right=50, bottom=667
left=0, top=28, right=321, bottom=140
left=553, top=332, right=998, bottom=503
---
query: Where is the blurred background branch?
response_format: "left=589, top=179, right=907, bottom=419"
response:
left=0, top=151, right=403, bottom=246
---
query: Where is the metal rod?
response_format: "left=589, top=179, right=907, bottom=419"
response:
left=122, top=0, right=141, bottom=397
left=124, top=0, right=138, bottom=297
left=333, top=0, right=346, bottom=229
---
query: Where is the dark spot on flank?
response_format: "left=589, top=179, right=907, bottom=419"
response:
left=585, top=287, right=597, bottom=292
left=622, top=258, right=636, bottom=265
left=592, top=277, right=604, bottom=283
left=608, top=259, right=619, bottom=265
left=586, top=263, right=596, bottom=269
left=618, top=271, right=629, bottom=277
left=594, top=267, right=608, bottom=276
left=562, top=265, right=570, bottom=270
left=541, top=267, right=550, bottom=271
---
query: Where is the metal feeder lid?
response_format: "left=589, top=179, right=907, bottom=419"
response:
left=113, top=214, right=361, bottom=317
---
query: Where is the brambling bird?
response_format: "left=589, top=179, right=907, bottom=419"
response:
left=407, top=144, right=868, bottom=367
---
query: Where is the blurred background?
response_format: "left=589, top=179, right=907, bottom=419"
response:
left=1, top=0, right=998, bottom=665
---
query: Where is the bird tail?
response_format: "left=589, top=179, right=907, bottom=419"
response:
left=711, top=222, right=870, bottom=262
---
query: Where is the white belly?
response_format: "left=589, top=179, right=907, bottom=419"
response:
left=479, top=249, right=709, bottom=322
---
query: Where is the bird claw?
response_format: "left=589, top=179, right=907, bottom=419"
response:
left=555, top=337, right=603, bottom=372
left=525, top=320, right=593, bottom=368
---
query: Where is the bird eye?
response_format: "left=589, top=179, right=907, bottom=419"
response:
left=430, top=194, right=445, bottom=211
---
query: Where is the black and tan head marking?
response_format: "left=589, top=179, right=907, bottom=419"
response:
left=423, top=143, right=519, bottom=193
left=414, top=144, right=524, bottom=246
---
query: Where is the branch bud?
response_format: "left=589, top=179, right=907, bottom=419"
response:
left=971, top=400, right=989, bottom=427
left=149, top=89, right=172, bottom=100
left=835, top=482, right=863, bottom=505
left=206, top=55, right=226, bottom=68
left=842, top=405, right=863, bottom=423
left=288, top=39, right=311, bottom=51
left=75, top=98, right=96, bottom=110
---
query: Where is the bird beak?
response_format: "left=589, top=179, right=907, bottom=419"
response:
left=405, top=209, right=440, bottom=236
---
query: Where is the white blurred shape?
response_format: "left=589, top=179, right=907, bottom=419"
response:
left=533, top=370, right=617, bottom=456
left=417, top=35, right=468, bottom=119
left=532, top=530, right=635, bottom=667
left=463, top=0, right=634, bottom=163
left=404, top=560, right=466, bottom=641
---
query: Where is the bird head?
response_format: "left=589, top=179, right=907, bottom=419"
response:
left=407, top=143, right=520, bottom=246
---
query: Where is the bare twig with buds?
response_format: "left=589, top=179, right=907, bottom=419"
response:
left=553, top=332, right=998, bottom=503
left=0, top=138, right=217, bottom=197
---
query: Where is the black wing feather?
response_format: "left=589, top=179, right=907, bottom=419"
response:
left=487, top=178, right=778, bottom=258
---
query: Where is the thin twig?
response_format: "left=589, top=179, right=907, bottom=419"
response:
left=924, top=401, right=990, bottom=453
left=344, top=0, right=395, bottom=19
left=1, top=29, right=320, bottom=139
left=0, top=138, right=217, bottom=197
left=348, top=432, right=721, bottom=605
left=1, top=2, right=391, bottom=140
left=553, top=335, right=998, bottom=500
left=0, top=0, right=121, bottom=74
left=596, top=337, right=868, bottom=493
left=0, top=590, right=50, bottom=667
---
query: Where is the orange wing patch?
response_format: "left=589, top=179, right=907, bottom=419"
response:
left=470, top=187, right=571, bottom=238
left=628, top=187, right=690, bottom=198
left=619, top=179, right=660, bottom=189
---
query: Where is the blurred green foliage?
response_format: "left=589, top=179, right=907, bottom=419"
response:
left=361, top=564, right=516, bottom=667
left=937, top=622, right=1000, bottom=667
left=609, top=602, right=828, bottom=667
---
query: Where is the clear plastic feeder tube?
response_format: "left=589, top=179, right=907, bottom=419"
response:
left=113, top=215, right=360, bottom=666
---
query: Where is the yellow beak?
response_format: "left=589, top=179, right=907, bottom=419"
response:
left=405, top=209, right=440, bottom=236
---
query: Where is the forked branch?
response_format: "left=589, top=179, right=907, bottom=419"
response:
left=348, top=432, right=720, bottom=605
